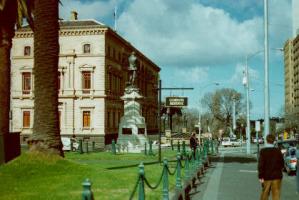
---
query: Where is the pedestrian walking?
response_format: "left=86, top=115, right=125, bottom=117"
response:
left=190, top=132, right=197, bottom=158
left=258, top=134, right=284, bottom=200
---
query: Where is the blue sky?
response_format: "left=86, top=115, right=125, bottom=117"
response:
left=59, top=0, right=292, bottom=119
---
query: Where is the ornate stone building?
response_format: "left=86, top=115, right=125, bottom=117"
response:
left=10, top=13, right=160, bottom=148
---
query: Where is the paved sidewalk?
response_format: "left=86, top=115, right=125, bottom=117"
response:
left=190, top=152, right=298, bottom=200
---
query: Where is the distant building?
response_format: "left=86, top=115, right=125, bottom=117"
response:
left=283, top=35, right=299, bottom=131
left=10, top=12, right=160, bottom=149
left=284, top=39, right=295, bottom=114
left=293, top=0, right=299, bottom=37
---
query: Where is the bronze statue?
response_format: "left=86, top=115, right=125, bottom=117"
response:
left=128, top=52, right=137, bottom=86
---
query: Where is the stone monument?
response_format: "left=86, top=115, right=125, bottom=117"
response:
left=117, top=52, right=148, bottom=152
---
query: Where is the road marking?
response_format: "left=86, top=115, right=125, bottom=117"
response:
left=239, top=170, right=257, bottom=173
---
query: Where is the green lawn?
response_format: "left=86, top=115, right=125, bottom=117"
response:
left=0, top=149, right=180, bottom=200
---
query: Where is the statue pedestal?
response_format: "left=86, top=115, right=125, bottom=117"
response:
left=117, top=87, right=148, bottom=153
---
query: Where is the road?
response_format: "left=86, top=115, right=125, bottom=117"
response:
left=190, top=146, right=298, bottom=200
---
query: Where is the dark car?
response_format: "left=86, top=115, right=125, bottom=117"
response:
left=274, top=139, right=298, bottom=175
left=275, top=139, right=298, bottom=154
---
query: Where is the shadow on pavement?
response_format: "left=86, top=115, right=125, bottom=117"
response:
left=211, top=155, right=257, bottom=163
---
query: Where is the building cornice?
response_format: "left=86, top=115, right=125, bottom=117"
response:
left=14, top=27, right=107, bottom=38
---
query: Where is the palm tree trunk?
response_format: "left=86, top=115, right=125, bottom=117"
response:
left=0, top=0, right=17, bottom=164
left=29, top=0, right=63, bottom=156
left=0, top=30, right=13, bottom=164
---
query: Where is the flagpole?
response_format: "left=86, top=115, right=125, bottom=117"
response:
left=114, top=6, right=117, bottom=32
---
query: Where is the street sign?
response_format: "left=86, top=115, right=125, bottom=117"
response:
left=165, top=97, right=188, bottom=107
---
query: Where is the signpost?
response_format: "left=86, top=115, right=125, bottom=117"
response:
left=165, top=97, right=188, bottom=107
left=157, top=84, right=193, bottom=163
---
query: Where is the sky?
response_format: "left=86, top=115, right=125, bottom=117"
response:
left=59, top=0, right=293, bottom=120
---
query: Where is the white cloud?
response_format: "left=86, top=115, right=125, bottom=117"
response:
left=118, top=0, right=263, bottom=67
left=176, top=67, right=209, bottom=84
left=229, top=63, right=260, bottom=85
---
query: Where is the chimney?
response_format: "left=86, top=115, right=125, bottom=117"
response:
left=70, top=11, right=78, bottom=20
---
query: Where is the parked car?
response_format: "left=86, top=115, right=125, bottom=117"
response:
left=283, top=147, right=297, bottom=175
left=221, top=137, right=232, bottom=147
left=253, top=137, right=264, bottom=144
left=230, top=139, right=241, bottom=147
left=275, top=139, right=298, bottom=154
left=274, top=139, right=298, bottom=175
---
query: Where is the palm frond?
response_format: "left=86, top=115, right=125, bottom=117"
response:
left=0, top=0, right=7, bottom=11
left=16, top=0, right=34, bottom=30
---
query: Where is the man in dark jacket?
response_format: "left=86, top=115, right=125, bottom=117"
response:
left=190, top=132, right=197, bottom=158
left=258, top=134, right=284, bottom=200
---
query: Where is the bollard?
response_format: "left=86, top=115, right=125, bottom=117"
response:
left=144, top=142, right=147, bottom=155
left=138, top=163, right=145, bottom=200
left=191, top=149, right=196, bottom=172
left=82, top=179, right=94, bottom=200
left=71, top=139, right=74, bottom=151
left=211, top=140, right=215, bottom=155
left=149, top=140, right=154, bottom=156
left=92, top=141, right=95, bottom=152
left=177, top=141, right=180, bottom=153
left=184, top=151, right=190, bottom=180
left=171, top=139, right=174, bottom=150
left=175, top=153, right=182, bottom=189
left=162, top=158, right=169, bottom=200
left=198, top=146, right=202, bottom=165
left=195, top=147, right=200, bottom=167
left=182, top=141, right=186, bottom=156
left=112, top=139, right=116, bottom=155
left=85, top=141, right=89, bottom=153
left=79, top=139, right=83, bottom=154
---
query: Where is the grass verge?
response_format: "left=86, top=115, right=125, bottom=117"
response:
left=0, top=149, right=179, bottom=200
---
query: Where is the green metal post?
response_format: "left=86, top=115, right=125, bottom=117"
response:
left=79, top=139, right=83, bottom=154
left=195, top=147, right=200, bottom=167
left=112, top=139, right=116, bottom=155
left=92, top=141, right=95, bottom=152
left=138, top=163, right=145, bottom=200
left=191, top=149, right=196, bottom=172
left=171, top=139, right=173, bottom=150
left=175, top=153, right=182, bottom=189
left=211, top=140, right=215, bottom=155
left=184, top=151, right=190, bottom=180
left=149, top=140, right=153, bottom=155
left=82, top=179, right=94, bottom=200
left=182, top=141, right=186, bottom=156
left=85, top=141, right=89, bottom=153
left=144, top=142, right=147, bottom=155
left=162, top=158, right=169, bottom=200
left=198, top=146, right=202, bottom=165
left=206, top=140, right=210, bottom=155
left=177, top=141, right=180, bottom=152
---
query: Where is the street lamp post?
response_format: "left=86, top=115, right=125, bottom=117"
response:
left=264, top=0, right=270, bottom=140
left=244, top=55, right=251, bottom=154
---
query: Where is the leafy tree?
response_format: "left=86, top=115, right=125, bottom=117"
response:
left=201, top=88, right=244, bottom=136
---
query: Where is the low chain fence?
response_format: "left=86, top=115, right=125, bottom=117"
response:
left=81, top=139, right=218, bottom=200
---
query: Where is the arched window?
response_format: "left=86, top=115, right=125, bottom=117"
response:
left=83, top=44, right=90, bottom=54
left=24, top=46, right=31, bottom=56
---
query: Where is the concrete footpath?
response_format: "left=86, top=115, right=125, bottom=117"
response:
left=190, top=152, right=298, bottom=200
